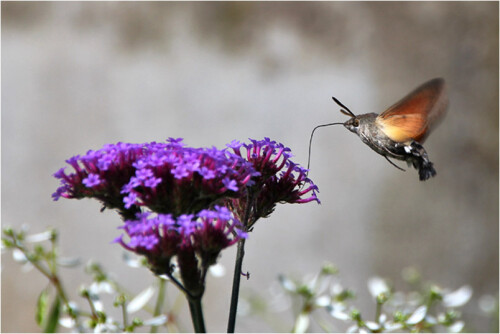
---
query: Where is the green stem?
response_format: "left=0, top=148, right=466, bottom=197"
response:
left=227, top=237, right=246, bottom=333
left=167, top=272, right=192, bottom=297
left=375, top=300, right=383, bottom=324
left=227, top=192, right=254, bottom=333
left=120, top=299, right=128, bottom=330
left=11, top=237, right=78, bottom=324
left=188, top=297, right=206, bottom=333
left=151, top=277, right=167, bottom=333
left=82, top=291, right=99, bottom=320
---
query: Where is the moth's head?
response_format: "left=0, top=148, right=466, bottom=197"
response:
left=331, top=97, right=361, bottom=135
left=343, top=117, right=360, bottom=134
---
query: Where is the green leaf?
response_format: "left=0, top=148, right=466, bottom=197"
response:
left=2, top=238, right=14, bottom=248
left=3, top=227, right=14, bottom=237
left=36, top=290, right=50, bottom=327
left=44, top=295, right=61, bottom=333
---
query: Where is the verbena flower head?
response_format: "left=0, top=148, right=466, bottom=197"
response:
left=226, top=138, right=320, bottom=226
left=114, top=206, right=246, bottom=296
left=52, top=142, right=149, bottom=219
left=53, top=138, right=258, bottom=219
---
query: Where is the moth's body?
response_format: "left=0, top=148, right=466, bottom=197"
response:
left=334, top=78, right=448, bottom=181
left=346, top=113, right=395, bottom=157
left=344, top=112, right=436, bottom=180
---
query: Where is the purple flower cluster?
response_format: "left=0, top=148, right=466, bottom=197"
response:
left=226, top=138, right=320, bottom=226
left=52, top=138, right=257, bottom=219
left=53, top=137, right=320, bottom=293
left=115, top=206, right=245, bottom=295
left=121, top=144, right=257, bottom=217
left=52, top=142, right=149, bottom=218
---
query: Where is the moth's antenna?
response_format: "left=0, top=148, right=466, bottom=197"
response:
left=332, top=96, right=356, bottom=118
left=307, top=122, right=344, bottom=172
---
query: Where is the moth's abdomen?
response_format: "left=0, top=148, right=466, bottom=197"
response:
left=399, top=141, right=437, bottom=181
left=418, top=161, right=437, bottom=181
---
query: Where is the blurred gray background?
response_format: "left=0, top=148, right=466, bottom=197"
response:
left=2, top=2, right=498, bottom=332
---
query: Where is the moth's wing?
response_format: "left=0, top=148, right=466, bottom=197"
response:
left=376, top=78, right=448, bottom=143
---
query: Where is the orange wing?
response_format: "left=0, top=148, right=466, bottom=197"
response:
left=376, top=78, right=448, bottom=143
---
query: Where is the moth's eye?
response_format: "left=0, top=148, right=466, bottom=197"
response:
left=353, top=119, right=360, bottom=127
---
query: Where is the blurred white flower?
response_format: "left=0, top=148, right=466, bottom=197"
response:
left=406, top=305, right=427, bottom=325
left=25, top=231, right=53, bottom=243
left=93, top=300, right=104, bottom=312
left=209, top=263, right=226, bottom=277
left=367, top=277, right=389, bottom=298
left=365, top=321, right=380, bottom=331
left=94, top=318, right=118, bottom=333
left=330, top=282, right=344, bottom=295
left=143, top=314, right=168, bottom=326
left=346, top=324, right=360, bottom=333
left=12, top=249, right=28, bottom=263
left=315, top=295, right=330, bottom=307
left=328, top=303, right=350, bottom=321
left=59, top=316, right=76, bottom=329
left=278, top=274, right=296, bottom=292
left=443, top=285, right=472, bottom=308
left=89, top=281, right=115, bottom=295
left=384, top=321, right=403, bottom=332
left=126, top=285, right=155, bottom=314
left=293, top=313, right=310, bottom=333
left=448, top=320, right=464, bottom=333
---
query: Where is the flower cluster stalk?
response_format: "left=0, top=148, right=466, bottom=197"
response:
left=188, top=298, right=206, bottom=333
left=227, top=238, right=246, bottom=333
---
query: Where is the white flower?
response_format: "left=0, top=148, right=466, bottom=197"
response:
left=367, top=277, right=389, bottom=298
left=406, top=305, right=427, bottom=325
left=126, top=285, right=155, bottom=314
left=443, top=285, right=472, bottom=308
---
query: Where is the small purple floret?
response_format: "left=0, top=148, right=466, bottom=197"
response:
left=222, top=178, right=239, bottom=192
left=83, top=173, right=102, bottom=187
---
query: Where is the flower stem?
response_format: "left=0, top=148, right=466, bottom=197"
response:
left=188, top=297, right=206, bottom=333
left=120, top=298, right=128, bottom=330
left=9, top=233, right=80, bottom=326
left=151, top=277, right=166, bottom=333
left=227, top=191, right=254, bottom=333
left=227, top=237, right=246, bottom=333
left=375, top=300, right=383, bottom=324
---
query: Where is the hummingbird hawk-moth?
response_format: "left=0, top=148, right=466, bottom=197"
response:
left=308, top=78, right=448, bottom=181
